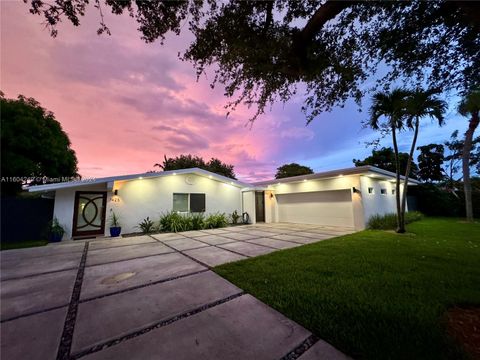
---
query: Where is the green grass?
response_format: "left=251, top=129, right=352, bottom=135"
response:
left=1, top=240, right=48, bottom=251
left=214, top=218, right=480, bottom=359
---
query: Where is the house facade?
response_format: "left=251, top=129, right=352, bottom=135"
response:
left=28, top=166, right=419, bottom=240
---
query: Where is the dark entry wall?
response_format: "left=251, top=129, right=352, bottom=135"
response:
left=1, top=196, right=54, bottom=243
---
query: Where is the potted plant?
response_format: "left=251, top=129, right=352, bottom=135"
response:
left=109, top=211, right=122, bottom=237
left=50, top=217, right=64, bottom=243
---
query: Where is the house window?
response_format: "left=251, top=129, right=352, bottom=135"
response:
left=173, top=193, right=188, bottom=212
left=392, top=189, right=396, bottom=195
left=368, top=187, right=374, bottom=194
left=380, top=188, right=387, bottom=195
left=173, top=193, right=206, bottom=213
left=190, top=193, right=206, bottom=212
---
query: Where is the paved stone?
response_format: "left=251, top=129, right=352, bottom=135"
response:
left=1, top=269, right=76, bottom=320
left=184, top=246, right=247, bottom=267
left=200, top=228, right=230, bottom=235
left=89, top=236, right=156, bottom=250
left=0, top=242, right=84, bottom=261
left=86, top=243, right=174, bottom=266
left=298, top=340, right=351, bottom=360
left=164, top=238, right=210, bottom=251
left=195, top=235, right=236, bottom=245
left=151, top=233, right=186, bottom=241
left=222, top=226, right=250, bottom=232
left=270, top=233, right=312, bottom=242
left=81, top=253, right=206, bottom=300
left=0, top=307, right=67, bottom=360
left=241, top=230, right=276, bottom=237
left=247, top=237, right=301, bottom=249
left=218, top=242, right=275, bottom=257
left=220, top=232, right=258, bottom=241
left=0, top=251, right=81, bottom=280
left=83, top=295, right=311, bottom=360
left=72, top=271, right=241, bottom=353
left=180, top=230, right=210, bottom=238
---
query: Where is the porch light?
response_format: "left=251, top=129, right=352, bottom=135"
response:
left=270, top=193, right=274, bottom=199
left=173, top=173, right=177, bottom=176
left=352, top=187, right=360, bottom=193
left=339, top=174, right=344, bottom=177
left=303, top=179, right=307, bottom=182
left=209, top=175, right=212, bottom=178
left=139, top=177, right=143, bottom=179
left=114, top=189, right=118, bottom=196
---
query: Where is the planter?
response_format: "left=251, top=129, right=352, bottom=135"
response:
left=110, top=226, right=122, bottom=237
left=50, top=233, right=63, bottom=243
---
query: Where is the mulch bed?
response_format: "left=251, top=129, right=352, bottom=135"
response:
left=447, top=307, right=480, bottom=359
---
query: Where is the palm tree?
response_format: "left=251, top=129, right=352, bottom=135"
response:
left=369, top=88, right=411, bottom=233
left=458, top=90, right=480, bottom=222
left=402, top=89, right=446, bottom=222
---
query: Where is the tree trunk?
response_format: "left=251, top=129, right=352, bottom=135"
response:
left=463, top=111, right=480, bottom=221
left=401, top=117, right=420, bottom=230
left=391, top=125, right=403, bottom=232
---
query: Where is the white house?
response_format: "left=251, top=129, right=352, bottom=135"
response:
left=28, top=166, right=419, bottom=240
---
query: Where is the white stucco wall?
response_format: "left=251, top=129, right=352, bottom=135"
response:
left=53, top=183, right=108, bottom=240
left=360, top=175, right=406, bottom=226
left=108, top=173, right=243, bottom=234
left=242, top=191, right=256, bottom=224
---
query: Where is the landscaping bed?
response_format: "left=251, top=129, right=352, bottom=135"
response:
left=214, top=218, right=480, bottom=359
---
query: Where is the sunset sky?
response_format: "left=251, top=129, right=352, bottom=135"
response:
left=1, top=2, right=470, bottom=182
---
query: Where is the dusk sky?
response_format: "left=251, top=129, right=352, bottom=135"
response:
left=1, top=2, right=470, bottom=182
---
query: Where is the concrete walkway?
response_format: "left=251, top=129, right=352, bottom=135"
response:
left=0, top=223, right=353, bottom=360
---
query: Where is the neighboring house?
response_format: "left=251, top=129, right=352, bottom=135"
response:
left=28, top=166, right=419, bottom=240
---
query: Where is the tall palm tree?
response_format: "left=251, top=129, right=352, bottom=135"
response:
left=458, top=90, right=480, bottom=222
left=369, top=88, right=411, bottom=233
left=402, top=89, right=446, bottom=223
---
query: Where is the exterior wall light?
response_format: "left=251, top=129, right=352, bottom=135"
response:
left=352, top=187, right=360, bottom=194
left=114, top=189, right=118, bottom=196
left=270, top=193, right=274, bottom=199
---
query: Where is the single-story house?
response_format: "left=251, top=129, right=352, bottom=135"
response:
left=28, top=166, right=420, bottom=240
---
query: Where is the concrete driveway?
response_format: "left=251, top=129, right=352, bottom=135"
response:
left=0, top=223, right=354, bottom=360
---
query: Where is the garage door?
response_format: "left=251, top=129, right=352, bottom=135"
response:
left=276, top=190, right=354, bottom=227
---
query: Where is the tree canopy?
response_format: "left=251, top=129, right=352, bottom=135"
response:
left=26, top=0, right=479, bottom=122
left=154, top=154, right=236, bottom=179
left=353, top=147, right=418, bottom=178
left=0, top=93, right=79, bottom=194
left=416, top=144, right=445, bottom=182
left=275, top=163, right=314, bottom=179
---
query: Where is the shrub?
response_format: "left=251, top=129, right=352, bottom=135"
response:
left=159, top=211, right=186, bottom=233
left=367, top=211, right=424, bottom=230
left=204, top=213, right=229, bottom=229
left=137, top=217, right=156, bottom=234
left=188, top=213, right=205, bottom=230
left=230, top=210, right=241, bottom=224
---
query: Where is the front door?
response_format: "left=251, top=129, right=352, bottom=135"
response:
left=255, top=191, right=265, bottom=222
left=72, top=191, right=107, bottom=238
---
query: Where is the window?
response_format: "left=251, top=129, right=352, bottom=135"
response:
left=380, top=188, right=387, bottom=195
left=392, top=189, right=396, bottom=195
left=173, top=193, right=188, bottom=212
left=173, top=193, right=206, bottom=213
left=190, top=193, right=206, bottom=212
left=368, top=187, right=374, bottom=194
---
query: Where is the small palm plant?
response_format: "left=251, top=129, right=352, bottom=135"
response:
left=137, top=217, right=156, bottom=234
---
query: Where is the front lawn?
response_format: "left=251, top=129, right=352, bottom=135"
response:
left=214, top=218, right=480, bottom=359
left=0, top=240, right=48, bottom=251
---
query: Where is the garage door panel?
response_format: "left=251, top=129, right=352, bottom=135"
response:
left=276, top=190, right=353, bottom=227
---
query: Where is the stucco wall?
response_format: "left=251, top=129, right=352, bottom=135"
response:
left=360, top=175, right=406, bottom=226
left=242, top=191, right=256, bottom=224
left=53, top=183, right=108, bottom=240
left=109, top=173, right=242, bottom=234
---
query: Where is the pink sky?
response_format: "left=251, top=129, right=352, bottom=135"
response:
left=1, top=2, right=468, bottom=182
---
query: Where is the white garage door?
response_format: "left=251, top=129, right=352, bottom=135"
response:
left=276, top=190, right=354, bottom=227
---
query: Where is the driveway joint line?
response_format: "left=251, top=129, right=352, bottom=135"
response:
left=279, top=334, right=319, bottom=360
left=0, top=304, right=69, bottom=324
left=71, top=291, right=245, bottom=359
left=79, top=269, right=210, bottom=304
left=148, top=235, right=212, bottom=269
left=183, top=235, right=252, bottom=258
left=85, top=250, right=176, bottom=268
left=1, top=267, right=78, bottom=282
left=56, top=241, right=89, bottom=360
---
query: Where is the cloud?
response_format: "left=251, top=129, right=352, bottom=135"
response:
left=280, top=127, right=315, bottom=140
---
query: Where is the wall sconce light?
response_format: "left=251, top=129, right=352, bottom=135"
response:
left=270, top=193, right=274, bottom=199
left=352, top=187, right=360, bottom=194
left=114, top=189, right=118, bottom=196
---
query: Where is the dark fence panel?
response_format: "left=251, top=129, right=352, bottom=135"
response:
left=1, top=196, right=54, bottom=243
